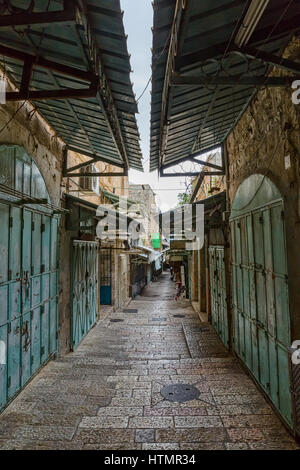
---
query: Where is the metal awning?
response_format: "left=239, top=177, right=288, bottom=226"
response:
left=150, top=0, right=300, bottom=173
left=0, top=0, right=143, bottom=172
left=65, top=192, right=135, bottom=234
left=161, top=190, right=226, bottom=238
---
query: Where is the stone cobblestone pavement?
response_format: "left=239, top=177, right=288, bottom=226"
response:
left=0, top=273, right=298, bottom=450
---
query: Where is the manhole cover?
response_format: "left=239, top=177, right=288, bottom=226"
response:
left=123, top=309, right=138, bottom=313
left=173, top=314, right=185, bottom=318
left=110, top=319, right=124, bottom=323
left=161, top=383, right=200, bottom=403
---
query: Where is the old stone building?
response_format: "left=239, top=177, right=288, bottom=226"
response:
left=0, top=1, right=144, bottom=413
left=0, top=0, right=300, bottom=452
left=150, top=0, right=300, bottom=442
left=129, top=184, right=159, bottom=248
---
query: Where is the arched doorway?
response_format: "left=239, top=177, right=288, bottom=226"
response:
left=230, top=174, right=292, bottom=427
left=0, top=145, right=59, bottom=412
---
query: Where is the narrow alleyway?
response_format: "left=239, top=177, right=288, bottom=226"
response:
left=0, top=273, right=298, bottom=450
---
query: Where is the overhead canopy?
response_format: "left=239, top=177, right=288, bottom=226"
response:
left=150, top=0, right=300, bottom=172
left=0, top=0, right=143, bottom=171
left=160, top=190, right=226, bottom=238
left=65, top=192, right=135, bottom=235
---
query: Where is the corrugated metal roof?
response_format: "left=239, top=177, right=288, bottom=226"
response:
left=0, top=0, right=143, bottom=171
left=150, top=0, right=300, bottom=172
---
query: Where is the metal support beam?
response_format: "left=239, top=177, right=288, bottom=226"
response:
left=160, top=144, right=224, bottom=171
left=20, top=57, right=34, bottom=95
left=5, top=86, right=98, bottom=101
left=66, top=171, right=128, bottom=177
left=63, top=147, right=127, bottom=178
left=0, top=1, right=76, bottom=29
left=171, top=73, right=300, bottom=87
left=160, top=169, right=223, bottom=178
left=175, top=14, right=300, bottom=70
left=240, top=46, right=300, bottom=75
left=65, top=146, right=124, bottom=171
left=0, top=44, right=97, bottom=82
left=162, top=156, right=223, bottom=172
left=159, top=0, right=187, bottom=169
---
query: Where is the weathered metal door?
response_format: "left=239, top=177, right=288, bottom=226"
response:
left=71, top=241, right=98, bottom=350
left=100, top=248, right=112, bottom=305
left=209, top=246, right=229, bottom=348
left=0, top=145, right=59, bottom=412
left=119, top=254, right=128, bottom=307
left=230, top=174, right=292, bottom=427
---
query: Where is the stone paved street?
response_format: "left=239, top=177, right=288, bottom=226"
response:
left=0, top=273, right=298, bottom=450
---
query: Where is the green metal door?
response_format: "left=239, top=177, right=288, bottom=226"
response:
left=0, top=145, right=59, bottom=412
left=71, top=241, right=98, bottom=350
left=230, top=174, right=292, bottom=427
left=209, top=246, right=229, bottom=348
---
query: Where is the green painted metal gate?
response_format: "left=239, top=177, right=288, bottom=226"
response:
left=209, top=246, right=229, bottom=349
left=0, top=145, right=59, bottom=412
left=71, top=241, right=98, bottom=350
left=230, top=174, right=292, bottom=427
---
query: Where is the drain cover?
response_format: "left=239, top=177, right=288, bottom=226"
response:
left=110, top=319, right=124, bottom=323
left=173, top=314, right=185, bottom=318
left=161, top=383, right=200, bottom=403
left=152, top=318, right=167, bottom=322
left=123, top=309, right=138, bottom=313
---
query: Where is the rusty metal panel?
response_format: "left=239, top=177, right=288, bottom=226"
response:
left=209, top=246, right=229, bottom=349
left=290, top=350, right=300, bottom=438
left=71, top=241, right=98, bottom=350
left=0, top=325, right=7, bottom=408
left=230, top=174, right=293, bottom=428
left=21, top=312, right=31, bottom=387
left=0, top=146, right=14, bottom=187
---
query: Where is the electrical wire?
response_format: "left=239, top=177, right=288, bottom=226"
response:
left=131, top=27, right=173, bottom=108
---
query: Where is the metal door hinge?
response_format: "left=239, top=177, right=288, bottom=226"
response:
left=41, top=346, right=45, bottom=356
left=41, top=264, right=45, bottom=273
left=7, top=323, right=11, bottom=334
left=41, top=223, right=45, bottom=233
left=9, top=217, right=13, bottom=228
left=40, top=305, right=45, bottom=314
left=32, top=221, right=35, bottom=231
left=7, top=376, right=11, bottom=388
left=31, top=355, right=34, bottom=365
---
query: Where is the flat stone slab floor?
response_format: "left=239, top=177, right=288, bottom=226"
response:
left=0, top=273, right=298, bottom=450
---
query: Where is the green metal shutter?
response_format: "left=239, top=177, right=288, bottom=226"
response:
left=209, top=246, right=229, bottom=349
left=0, top=146, right=59, bottom=413
left=230, top=174, right=293, bottom=427
left=71, top=241, right=98, bottom=350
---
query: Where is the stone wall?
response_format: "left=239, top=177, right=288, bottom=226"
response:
left=0, top=87, right=63, bottom=206
left=226, top=34, right=300, bottom=339
left=0, top=74, right=131, bottom=355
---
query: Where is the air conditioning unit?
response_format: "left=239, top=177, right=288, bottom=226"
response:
left=80, top=164, right=100, bottom=194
